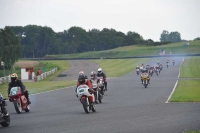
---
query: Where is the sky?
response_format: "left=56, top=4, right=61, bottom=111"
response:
left=0, top=0, right=199, bottom=41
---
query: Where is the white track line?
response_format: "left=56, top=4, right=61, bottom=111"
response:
left=165, top=58, right=184, bottom=103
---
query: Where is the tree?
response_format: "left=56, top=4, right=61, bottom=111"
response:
left=160, top=30, right=170, bottom=42
left=0, top=26, right=22, bottom=69
left=169, top=31, right=181, bottom=42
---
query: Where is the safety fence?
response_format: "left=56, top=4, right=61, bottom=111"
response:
left=36, top=68, right=57, bottom=81
left=0, top=76, right=11, bottom=85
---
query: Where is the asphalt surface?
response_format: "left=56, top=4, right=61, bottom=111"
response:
left=1, top=57, right=200, bottom=133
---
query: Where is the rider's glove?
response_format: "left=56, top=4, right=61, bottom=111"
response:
left=88, top=89, right=93, bottom=94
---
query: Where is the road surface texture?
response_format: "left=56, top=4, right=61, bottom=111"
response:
left=1, top=57, right=200, bottom=133
left=53, top=60, right=100, bottom=81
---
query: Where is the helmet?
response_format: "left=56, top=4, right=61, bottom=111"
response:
left=98, top=68, right=102, bottom=74
left=137, top=66, right=139, bottom=68
left=78, top=75, right=85, bottom=84
left=78, top=71, right=84, bottom=76
left=11, top=73, right=18, bottom=82
left=90, top=71, right=96, bottom=79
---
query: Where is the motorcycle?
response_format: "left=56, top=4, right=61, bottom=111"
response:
left=142, top=75, right=148, bottom=88
left=98, top=77, right=105, bottom=95
left=90, top=79, right=103, bottom=103
left=173, top=60, right=175, bottom=65
left=159, top=64, right=163, bottom=71
left=136, top=68, right=140, bottom=75
left=155, top=68, right=160, bottom=76
left=166, top=62, right=169, bottom=68
left=9, top=87, right=30, bottom=114
left=149, top=69, right=153, bottom=77
left=76, top=85, right=96, bottom=114
left=0, top=95, right=10, bottom=127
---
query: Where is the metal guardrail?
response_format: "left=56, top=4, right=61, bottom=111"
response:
left=36, top=68, right=57, bottom=81
left=0, top=76, right=11, bottom=85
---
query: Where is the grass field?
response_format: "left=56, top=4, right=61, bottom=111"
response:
left=170, top=56, right=200, bottom=102
left=180, top=56, right=200, bottom=78
left=169, top=80, right=200, bottom=102
left=46, top=40, right=200, bottom=58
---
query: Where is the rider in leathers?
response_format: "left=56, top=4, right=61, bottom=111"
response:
left=141, top=68, right=150, bottom=84
left=97, top=68, right=107, bottom=91
left=8, top=73, right=31, bottom=104
left=90, top=71, right=100, bottom=104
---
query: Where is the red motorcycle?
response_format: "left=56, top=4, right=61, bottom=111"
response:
left=9, top=87, right=30, bottom=114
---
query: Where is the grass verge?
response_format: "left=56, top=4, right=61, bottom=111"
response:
left=169, top=80, right=200, bottom=102
left=180, top=56, right=200, bottom=78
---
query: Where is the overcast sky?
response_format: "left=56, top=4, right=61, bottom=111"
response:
left=0, top=0, right=199, bottom=41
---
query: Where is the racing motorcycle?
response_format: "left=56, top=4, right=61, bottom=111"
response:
left=172, top=60, right=175, bottom=65
left=155, top=68, right=160, bottom=76
left=159, top=64, right=163, bottom=71
left=149, top=68, right=153, bottom=77
left=142, top=75, right=148, bottom=88
left=136, top=68, right=140, bottom=75
left=98, top=77, right=105, bottom=95
left=76, top=85, right=96, bottom=114
left=9, top=87, right=30, bottom=114
left=166, top=62, right=169, bottom=68
left=90, top=79, right=103, bottom=103
left=0, top=94, right=10, bottom=127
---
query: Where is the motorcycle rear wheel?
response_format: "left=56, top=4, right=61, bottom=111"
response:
left=13, top=100, right=22, bottom=114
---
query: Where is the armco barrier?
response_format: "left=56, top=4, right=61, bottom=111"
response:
left=0, top=76, right=11, bottom=85
left=36, top=68, right=57, bottom=81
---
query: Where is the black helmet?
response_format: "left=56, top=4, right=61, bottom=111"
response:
left=78, top=75, right=85, bottom=84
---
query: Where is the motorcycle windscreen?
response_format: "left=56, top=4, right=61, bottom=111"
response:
left=10, top=87, right=20, bottom=96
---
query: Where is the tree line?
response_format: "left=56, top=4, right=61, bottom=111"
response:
left=9, top=25, right=175, bottom=58
left=0, top=25, right=187, bottom=69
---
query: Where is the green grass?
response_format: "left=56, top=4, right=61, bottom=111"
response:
left=47, top=40, right=200, bottom=58
left=170, top=80, right=200, bottom=102
left=180, top=56, right=200, bottom=78
left=92, top=58, right=150, bottom=77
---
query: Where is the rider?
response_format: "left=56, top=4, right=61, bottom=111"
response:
left=136, top=66, right=140, bottom=70
left=78, top=71, right=88, bottom=79
left=157, top=60, right=160, bottom=65
left=8, top=73, right=31, bottom=104
left=97, top=68, right=107, bottom=91
left=0, top=94, right=8, bottom=115
left=76, top=74, right=95, bottom=103
left=90, top=71, right=99, bottom=104
left=166, top=57, right=170, bottom=63
left=141, top=68, right=150, bottom=84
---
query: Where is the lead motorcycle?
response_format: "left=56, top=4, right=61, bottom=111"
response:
left=0, top=94, right=10, bottom=127
left=141, top=74, right=148, bottom=88
left=90, top=79, right=103, bottom=103
left=9, top=87, right=30, bottom=114
left=76, top=85, right=96, bottom=114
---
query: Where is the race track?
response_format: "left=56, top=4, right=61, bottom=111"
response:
left=1, top=57, right=200, bottom=133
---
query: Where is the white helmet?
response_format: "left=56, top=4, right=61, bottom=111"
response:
left=98, top=68, right=102, bottom=74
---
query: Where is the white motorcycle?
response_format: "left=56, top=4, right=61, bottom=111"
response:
left=76, top=85, right=96, bottom=114
left=136, top=68, right=140, bottom=75
left=90, top=79, right=103, bottom=103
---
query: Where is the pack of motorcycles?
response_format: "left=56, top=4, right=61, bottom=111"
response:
left=0, top=77, right=107, bottom=127
left=138, top=60, right=175, bottom=88
left=1, top=61, right=176, bottom=127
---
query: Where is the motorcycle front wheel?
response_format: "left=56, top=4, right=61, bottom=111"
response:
left=13, top=100, right=22, bottom=114
left=0, top=115, right=10, bottom=127
left=81, top=98, right=89, bottom=114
